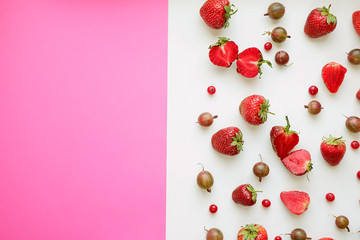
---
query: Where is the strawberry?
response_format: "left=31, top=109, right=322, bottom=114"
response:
left=209, top=37, right=239, bottom=67
left=237, top=224, right=268, bottom=240
left=232, top=184, right=260, bottom=206
left=322, top=62, right=347, bottom=93
left=239, top=95, right=273, bottom=125
left=304, top=5, right=337, bottom=38
left=281, top=149, right=313, bottom=176
left=200, top=0, right=237, bottom=29
left=211, top=127, right=243, bottom=156
left=280, top=191, right=310, bottom=215
left=320, top=135, right=346, bottom=166
left=352, top=11, right=360, bottom=36
left=270, top=116, right=299, bottom=158
left=236, top=47, right=272, bottom=78
left=319, top=238, right=334, bottom=240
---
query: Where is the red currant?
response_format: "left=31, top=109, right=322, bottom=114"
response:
left=264, top=42, right=272, bottom=51
left=357, top=171, right=360, bottom=179
left=326, top=193, right=335, bottom=202
left=207, top=86, right=216, bottom=95
left=351, top=141, right=360, bottom=149
left=308, top=85, right=318, bottom=96
left=262, top=199, right=271, bottom=207
left=209, top=204, right=218, bottom=213
left=357, top=89, right=360, bottom=101
left=275, top=236, right=282, bottom=240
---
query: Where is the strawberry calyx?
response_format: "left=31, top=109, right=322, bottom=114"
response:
left=223, top=4, right=237, bottom=28
left=322, top=135, right=345, bottom=145
left=246, top=184, right=261, bottom=201
left=209, top=37, right=230, bottom=49
left=257, top=58, right=272, bottom=77
left=258, top=99, right=274, bottom=123
left=284, top=116, right=299, bottom=134
left=317, top=5, right=337, bottom=25
left=231, top=132, right=244, bottom=152
left=238, top=224, right=260, bottom=240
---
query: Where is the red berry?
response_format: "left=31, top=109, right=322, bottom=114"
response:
left=275, top=236, right=282, bottom=240
left=356, top=89, right=360, bottom=101
left=262, top=199, right=271, bottom=207
left=326, top=193, right=335, bottom=202
left=207, top=86, right=216, bottom=95
left=308, top=85, right=318, bottom=95
left=357, top=171, right=360, bottom=179
left=264, top=42, right=272, bottom=51
left=209, top=204, right=218, bottom=213
left=351, top=141, right=360, bottom=149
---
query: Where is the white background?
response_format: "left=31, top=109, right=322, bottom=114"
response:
left=167, top=0, right=360, bottom=239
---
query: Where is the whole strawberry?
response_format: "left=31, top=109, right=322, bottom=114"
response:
left=238, top=224, right=268, bottom=240
left=353, top=11, right=360, bottom=36
left=209, top=37, right=239, bottom=67
left=304, top=5, right=336, bottom=38
left=232, top=184, right=260, bottom=206
left=239, top=95, right=273, bottom=125
left=320, top=135, right=346, bottom=166
left=322, top=62, right=347, bottom=93
left=236, top=47, right=272, bottom=78
left=211, top=127, right=243, bottom=156
left=200, top=0, right=237, bottom=29
left=270, top=116, right=299, bottom=158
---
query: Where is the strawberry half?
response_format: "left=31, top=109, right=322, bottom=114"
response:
left=232, top=184, right=260, bottom=206
left=280, top=191, right=310, bottom=215
left=270, top=116, right=299, bottom=158
left=211, top=127, right=244, bottom=156
left=238, top=224, right=268, bottom=240
left=236, top=47, right=272, bottom=78
left=209, top=37, right=239, bottom=67
left=353, top=11, right=360, bottom=36
left=322, top=62, right=347, bottom=93
left=200, top=0, right=237, bottom=29
left=320, top=135, right=346, bottom=166
left=239, top=94, right=274, bottom=125
left=304, top=5, right=337, bottom=38
left=281, top=149, right=313, bottom=176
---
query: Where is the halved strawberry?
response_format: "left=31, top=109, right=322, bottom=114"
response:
left=209, top=37, right=239, bottom=67
left=353, top=11, right=360, bottom=36
left=280, top=191, right=310, bottom=215
left=281, top=149, right=312, bottom=176
left=322, top=62, right=347, bottom=93
left=236, top=47, right=272, bottom=78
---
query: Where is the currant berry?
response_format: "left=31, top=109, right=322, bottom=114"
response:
left=326, top=193, right=335, bottom=202
left=264, top=42, right=272, bottom=51
left=262, top=199, right=271, bottom=207
left=207, top=86, right=216, bottom=95
left=351, top=141, right=359, bottom=149
left=308, top=85, right=318, bottom=96
left=209, top=204, right=218, bottom=213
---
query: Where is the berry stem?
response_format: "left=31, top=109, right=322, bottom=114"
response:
left=262, top=31, right=271, bottom=36
left=258, top=154, right=263, bottom=162
left=287, top=35, right=291, bottom=38
left=204, top=226, right=208, bottom=232
left=207, top=188, right=212, bottom=193
left=213, top=115, right=218, bottom=119
left=264, top=13, right=269, bottom=16
left=197, top=163, right=204, bottom=171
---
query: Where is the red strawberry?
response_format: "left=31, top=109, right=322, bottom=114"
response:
left=211, top=127, right=243, bottom=156
left=232, top=184, right=260, bottom=206
left=320, top=135, right=346, bottom=166
left=352, top=11, right=360, bottom=36
left=209, top=37, right=239, bottom=67
left=280, top=191, right=310, bottom=215
left=322, top=62, right=347, bottom=93
left=236, top=47, right=272, bottom=78
left=239, top=95, right=273, bottom=125
left=270, top=116, right=299, bottom=158
left=319, top=238, right=334, bottom=240
left=281, top=149, right=312, bottom=176
left=238, top=224, right=268, bottom=240
left=200, top=0, right=237, bottom=29
left=304, top=5, right=337, bottom=38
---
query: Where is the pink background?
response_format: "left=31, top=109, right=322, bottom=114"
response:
left=0, top=0, right=167, bottom=239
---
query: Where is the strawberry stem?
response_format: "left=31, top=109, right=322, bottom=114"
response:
left=223, top=4, right=237, bottom=28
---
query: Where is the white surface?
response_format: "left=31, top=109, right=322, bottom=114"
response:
left=167, top=0, right=360, bottom=239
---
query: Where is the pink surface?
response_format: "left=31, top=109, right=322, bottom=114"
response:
left=0, top=1, right=167, bottom=239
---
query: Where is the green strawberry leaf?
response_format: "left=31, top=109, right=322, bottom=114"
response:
left=209, top=37, right=230, bottom=49
left=223, top=4, right=237, bottom=28
left=231, top=132, right=244, bottom=152
left=322, top=135, right=345, bottom=145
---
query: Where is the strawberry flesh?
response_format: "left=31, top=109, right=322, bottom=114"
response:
left=236, top=47, right=272, bottom=78
left=209, top=37, right=239, bottom=67
left=281, top=149, right=312, bottom=176
left=322, top=62, right=347, bottom=93
left=280, top=191, right=310, bottom=215
left=353, top=11, right=360, bottom=36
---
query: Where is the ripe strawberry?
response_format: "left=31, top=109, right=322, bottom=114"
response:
left=232, top=184, right=260, bottom=206
left=238, top=224, right=268, bottom=240
left=239, top=95, right=273, bottom=125
left=209, top=37, right=239, bottom=67
left=320, top=135, right=346, bottom=166
left=280, top=191, right=310, bottom=215
left=270, top=116, right=299, bottom=158
left=304, top=5, right=337, bottom=38
left=322, top=62, right=347, bottom=93
left=211, top=127, right=243, bottom=156
left=281, top=149, right=313, bottom=176
left=236, top=47, right=272, bottom=78
left=319, top=238, right=334, bottom=240
left=353, top=11, right=360, bottom=36
left=200, top=0, right=237, bottom=29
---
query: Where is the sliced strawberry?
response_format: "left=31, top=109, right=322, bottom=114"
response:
left=209, top=37, right=239, bottom=67
left=281, top=149, right=312, bottom=176
left=280, top=191, right=310, bottom=215
left=353, top=11, right=360, bottom=36
left=236, top=47, right=272, bottom=78
left=322, top=62, right=347, bottom=93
